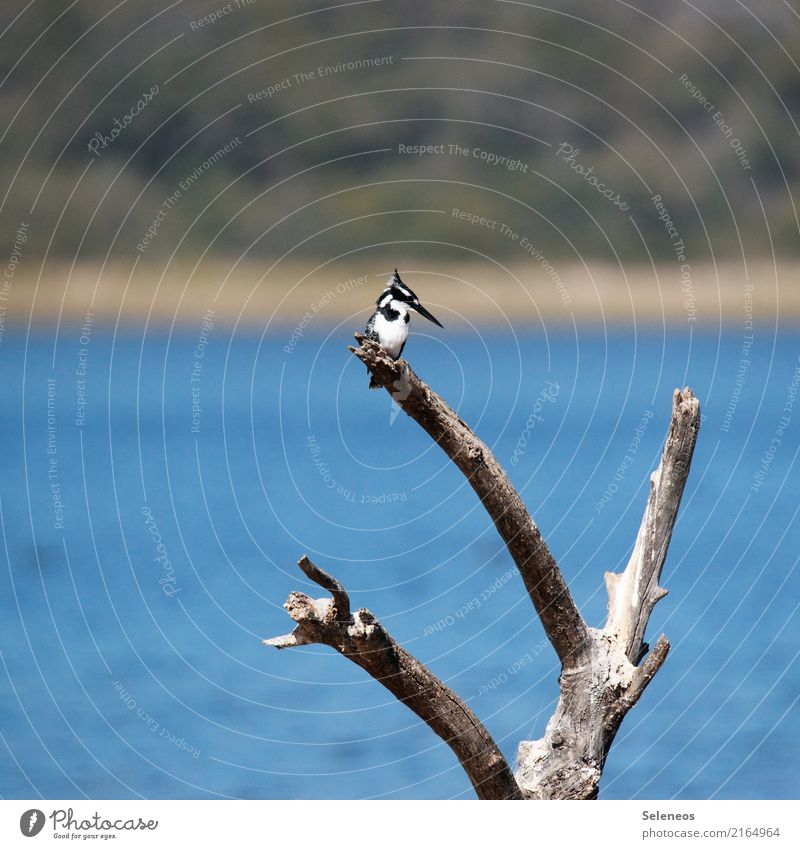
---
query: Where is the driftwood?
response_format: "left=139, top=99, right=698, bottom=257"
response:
left=265, top=336, right=701, bottom=799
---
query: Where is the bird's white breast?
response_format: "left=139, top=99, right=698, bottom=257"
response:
left=373, top=306, right=409, bottom=358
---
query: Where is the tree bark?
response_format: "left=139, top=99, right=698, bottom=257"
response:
left=515, top=388, right=700, bottom=799
left=350, top=334, right=589, bottom=669
left=265, top=340, right=701, bottom=800
left=265, top=556, right=522, bottom=800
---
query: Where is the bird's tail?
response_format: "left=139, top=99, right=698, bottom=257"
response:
left=368, top=374, right=380, bottom=390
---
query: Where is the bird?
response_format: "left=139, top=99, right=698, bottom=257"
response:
left=363, top=269, right=443, bottom=389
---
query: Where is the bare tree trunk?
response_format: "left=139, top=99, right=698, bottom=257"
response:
left=516, top=387, right=700, bottom=799
left=265, top=338, right=701, bottom=800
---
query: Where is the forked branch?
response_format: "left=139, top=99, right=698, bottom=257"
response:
left=265, top=556, right=522, bottom=800
left=515, top=387, right=700, bottom=799
left=265, top=341, right=701, bottom=800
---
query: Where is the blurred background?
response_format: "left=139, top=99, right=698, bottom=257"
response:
left=0, top=0, right=798, bottom=801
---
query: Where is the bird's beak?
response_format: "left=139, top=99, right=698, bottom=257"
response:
left=410, top=302, right=443, bottom=327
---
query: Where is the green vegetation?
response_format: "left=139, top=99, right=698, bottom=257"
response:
left=0, top=0, right=797, bottom=264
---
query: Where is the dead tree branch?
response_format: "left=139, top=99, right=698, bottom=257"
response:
left=351, top=334, right=589, bottom=668
left=515, top=388, right=700, bottom=799
left=265, top=341, right=700, bottom=800
left=265, top=556, right=522, bottom=800
left=605, top=388, right=702, bottom=660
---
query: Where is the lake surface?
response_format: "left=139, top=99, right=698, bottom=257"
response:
left=0, top=320, right=798, bottom=799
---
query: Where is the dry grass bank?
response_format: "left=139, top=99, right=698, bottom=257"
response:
left=4, top=259, right=796, bottom=332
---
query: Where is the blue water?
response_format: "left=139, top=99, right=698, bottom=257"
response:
left=0, top=319, right=798, bottom=800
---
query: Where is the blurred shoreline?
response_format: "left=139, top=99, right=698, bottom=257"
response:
left=1, top=259, right=796, bottom=331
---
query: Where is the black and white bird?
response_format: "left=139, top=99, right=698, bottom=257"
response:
left=363, top=269, right=443, bottom=389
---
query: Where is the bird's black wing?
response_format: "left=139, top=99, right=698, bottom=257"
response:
left=364, top=311, right=380, bottom=384
left=364, top=311, right=379, bottom=342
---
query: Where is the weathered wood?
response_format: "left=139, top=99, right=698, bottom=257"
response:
left=266, top=557, right=522, bottom=800
left=266, top=340, right=700, bottom=800
left=350, top=335, right=590, bottom=669
left=605, top=388, right=701, bottom=660
left=514, top=388, right=700, bottom=799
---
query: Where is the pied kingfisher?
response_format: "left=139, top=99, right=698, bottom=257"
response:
left=363, top=269, right=443, bottom=389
